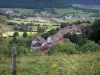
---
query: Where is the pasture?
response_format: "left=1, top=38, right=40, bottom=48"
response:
left=15, top=8, right=35, bottom=15
left=0, top=52, right=100, bottom=75
left=13, top=8, right=95, bottom=17
left=54, top=8, right=94, bottom=16
left=8, top=17, right=94, bottom=25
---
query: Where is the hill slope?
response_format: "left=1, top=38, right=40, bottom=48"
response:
left=0, top=0, right=100, bottom=8
left=65, top=0, right=100, bottom=5
left=0, top=0, right=67, bottom=8
left=0, top=53, right=100, bottom=75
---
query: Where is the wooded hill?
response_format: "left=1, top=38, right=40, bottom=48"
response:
left=0, top=0, right=100, bottom=9
left=0, top=0, right=69, bottom=8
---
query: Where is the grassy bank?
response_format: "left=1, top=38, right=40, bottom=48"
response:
left=0, top=52, right=100, bottom=75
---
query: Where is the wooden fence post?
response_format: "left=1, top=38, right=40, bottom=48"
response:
left=11, top=48, right=17, bottom=75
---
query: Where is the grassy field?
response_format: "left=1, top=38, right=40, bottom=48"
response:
left=8, top=18, right=57, bottom=25
left=8, top=17, right=94, bottom=25
left=54, top=8, right=94, bottom=16
left=15, top=8, right=35, bottom=15
left=10, top=8, right=95, bottom=17
left=2, top=31, right=37, bottom=37
left=0, top=52, right=100, bottom=75
left=0, top=15, right=13, bottom=33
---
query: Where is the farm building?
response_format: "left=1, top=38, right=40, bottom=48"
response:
left=31, top=23, right=89, bottom=53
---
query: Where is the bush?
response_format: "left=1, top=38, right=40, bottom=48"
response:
left=41, top=33, right=49, bottom=39
left=63, top=33, right=79, bottom=43
left=98, top=40, right=100, bottom=45
left=50, top=42, right=79, bottom=54
left=42, top=29, right=57, bottom=39
left=23, top=32, right=28, bottom=38
left=74, top=20, right=81, bottom=24
left=77, top=38, right=88, bottom=46
left=16, top=46, right=30, bottom=56
left=13, top=32, right=19, bottom=37
left=49, top=39, right=100, bottom=54
left=0, top=38, right=11, bottom=56
left=79, top=40, right=100, bottom=52
left=48, top=29, right=57, bottom=35
left=60, top=22, right=67, bottom=28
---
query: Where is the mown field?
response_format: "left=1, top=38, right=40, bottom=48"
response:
left=0, top=52, right=100, bottom=75
left=54, top=8, right=94, bottom=16
left=13, top=8, right=94, bottom=17
left=15, top=8, right=35, bottom=15
left=8, top=17, right=94, bottom=24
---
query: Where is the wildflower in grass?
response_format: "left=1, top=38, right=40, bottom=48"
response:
left=50, top=63, right=58, bottom=68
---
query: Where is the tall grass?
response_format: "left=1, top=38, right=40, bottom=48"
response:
left=0, top=52, right=100, bottom=75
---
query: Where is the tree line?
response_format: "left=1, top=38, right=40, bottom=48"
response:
left=0, top=0, right=69, bottom=9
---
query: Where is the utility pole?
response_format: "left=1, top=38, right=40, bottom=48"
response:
left=11, top=48, right=17, bottom=75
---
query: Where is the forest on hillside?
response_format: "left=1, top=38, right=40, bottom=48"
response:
left=0, top=0, right=69, bottom=8
left=0, top=0, right=100, bottom=9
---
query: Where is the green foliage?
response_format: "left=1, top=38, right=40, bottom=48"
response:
left=79, top=40, right=100, bottom=52
left=98, top=40, right=100, bottom=45
left=50, top=39, right=100, bottom=54
left=87, top=19, right=100, bottom=43
left=0, top=53, right=100, bottom=75
left=60, top=22, right=67, bottom=28
left=86, top=21, right=91, bottom=24
left=51, top=43, right=79, bottom=54
left=13, top=32, right=19, bottom=42
left=92, top=19, right=100, bottom=31
left=81, top=19, right=100, bottom=43
left=20, top=26, right=28, bottom=32
left=23, top=32, right=28, bottom=38
left=28, top=26, right=33, bottom=32
left=0, top=38, right=11, bottom=56
left=42, top=29, right=58, bottom=39
left=13, top=32, right=19, bottom=37
left=56, top=27, right=60, bottom=31
left=42, top=33, right=49, bottom=39
left=77, top=38, right=88, bottom=46
left=74, top=20, right=81, bottom=24
left=7, top=22, right=17, bottom=25
left=37, top=27, right=46, bottom=34
left=90, top=14, right=100, bottom=18
left=81, top=26, right=92, bottom=38
left=63, top=33, right=79, bottom=43
left=48, top=29, right=57, bottom=35
left=15, top=45, right=31, bottom=56
left=0, top=32, right=37, bottom=56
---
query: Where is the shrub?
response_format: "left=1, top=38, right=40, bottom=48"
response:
left=16, top=46, right=30, bottom=56
left=41, top=33, right=49, bottom=39
left=63, top=33, right=79, bottom=43
left=50, top=42, right=79, bottom=54
left=98, top=40, right=100, bottom=45
left=13, top=32, right=19, bottom=37
left=74, top=20, right=81, bottom=24
left=79, top=40, right=100, bottom=52
left=48, top=29, right=57, bottom=35
left=60, top=22, right=67, bottom=28
left=0, top=38, right=11, bottom=56
left=42, top=29, right=57, bottom=39
left=23, top=32, right=28, bottom=38
left=77, top=38, right=88, bottom=46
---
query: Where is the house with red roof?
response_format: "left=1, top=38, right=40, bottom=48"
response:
left=31, top=23, right=89, bottom=54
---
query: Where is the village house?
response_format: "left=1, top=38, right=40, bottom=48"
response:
left=31, top=23, right=89, bottom=53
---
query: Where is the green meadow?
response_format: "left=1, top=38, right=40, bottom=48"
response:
left=0, top=52, right=100, bottom=75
